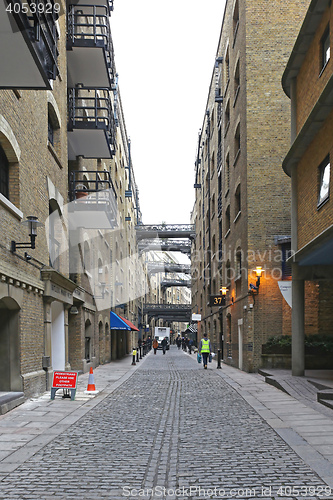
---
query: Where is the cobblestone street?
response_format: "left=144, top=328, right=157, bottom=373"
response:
left=0, top=348, right=332, bottom=500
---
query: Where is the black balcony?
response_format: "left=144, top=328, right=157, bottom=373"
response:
left=0, top=0, right=59, bottom=89
left=67, top=87, right=116, bottom=159
left=67, top=3, right=114, bottom=87
left=68, top=170, right=118, bottom=229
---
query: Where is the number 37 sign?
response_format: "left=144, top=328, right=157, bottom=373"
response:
left=209, top=295, right=226, bottom=307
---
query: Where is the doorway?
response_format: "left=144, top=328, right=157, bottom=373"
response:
left=0, top=297, right=21, bottom=391
left=51, top=301, right=65, bottom=370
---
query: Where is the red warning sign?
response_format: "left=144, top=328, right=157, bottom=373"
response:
left=52, top=371, right=78, bottom=389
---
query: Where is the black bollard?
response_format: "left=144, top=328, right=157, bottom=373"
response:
left=136, top=349, right=139, bottom=363
left=139, top=346, right=142, bottom=359
left=217, top=349, right=222, bottom=369
left=132, top=349, right=136, bottom=365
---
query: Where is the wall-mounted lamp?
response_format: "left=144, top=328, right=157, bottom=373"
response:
left=255, top=266, right=264, bottom=287
left=249, top=266, right=264, bottom=294
left=69, top=306, right=79, bottom=315
left=219, top=286, right=233, bottom=305
left=11, top=216, right=44, bottom=253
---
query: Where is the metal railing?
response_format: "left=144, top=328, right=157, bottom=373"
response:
left=6, top=0, right=59, bottom=81
left=136, top=223, right=195, bottom=232
left=69, top=170, right=117, bottom=222
left=68, top=87, right=116, bottom=152
left=67, top=3, right=115, bottom=80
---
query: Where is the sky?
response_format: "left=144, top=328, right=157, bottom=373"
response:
left=111, top=0, right=227, bottom=225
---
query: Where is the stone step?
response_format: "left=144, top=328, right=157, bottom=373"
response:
left=0, top=392, right=25, bottom=415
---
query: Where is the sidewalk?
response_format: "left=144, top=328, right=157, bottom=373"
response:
left=211, top=360, right=333, bottom=488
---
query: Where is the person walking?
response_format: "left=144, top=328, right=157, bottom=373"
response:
left=161, top=336, right=168, bottom=355
left=153, top=338, right=158, bottom=355
left=199, top=333, right=211, bottom=369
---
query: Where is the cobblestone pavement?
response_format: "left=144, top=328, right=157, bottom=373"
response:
left=0, top=348, right=331, bottom=500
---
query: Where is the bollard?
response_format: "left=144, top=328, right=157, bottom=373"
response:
left=139, top=346, right=142, bottom=359
left=217, top=349, right=222, bottom=369
left=132, top=349, right=136, bottom=365
left=136, top=349, right=139, bottom=363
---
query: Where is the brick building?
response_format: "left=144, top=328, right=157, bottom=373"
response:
left=192, top=0, right=310, bottom=371
left=0, top=0, right=146, bottom=399
left=282, top=0, right=333, bottom=375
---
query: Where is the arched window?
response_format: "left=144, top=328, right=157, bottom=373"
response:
left=0, top=145, right=9, bottom=199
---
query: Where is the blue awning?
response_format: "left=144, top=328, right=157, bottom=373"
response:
left=110, top=312, right=131, bottom=330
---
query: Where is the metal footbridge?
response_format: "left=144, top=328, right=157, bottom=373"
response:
left=147, top=262, right=191, bottom=275
left=139, top=224, right=194, bottom=321
left=136, top=224, right=195, bottom=255
left=143, top=303, right=192, bottom=322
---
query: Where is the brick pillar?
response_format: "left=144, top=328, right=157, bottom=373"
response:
left=292, top=267, right=305, bottom=376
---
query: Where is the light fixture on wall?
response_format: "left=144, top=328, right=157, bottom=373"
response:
left=69, top=306, right=79, bottom=315
left=249, top=266, right=264, bottom=294
left=11, top=216, right=44, bottom=253
left=219, top=286, right=233, bottom=305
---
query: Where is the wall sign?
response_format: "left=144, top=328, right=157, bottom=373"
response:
left=209, top=295, right=226, bottom=307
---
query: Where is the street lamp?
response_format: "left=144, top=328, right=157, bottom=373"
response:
left=11, top=216, right=44, bottom=253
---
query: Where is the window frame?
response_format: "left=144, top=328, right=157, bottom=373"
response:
left=320, top=24, right=330, bottom=74
left=0, top=144, right=9, bottom=200
left=317, top=155, right=330, bottom=208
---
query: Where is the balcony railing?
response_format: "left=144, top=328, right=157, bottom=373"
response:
left=68, top=170, right=118, bottom=229
left=67, top=87, right=116, bottom=159
left=1, top=0, right=59, bottom=89
left=67, top=3, right=114, bottom=86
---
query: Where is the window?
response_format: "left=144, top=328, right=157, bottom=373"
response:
left=225, top=100, right=230, bottom=135
left=236, top=248, right=242, bottom=278
left=235, top=184, right=241, bottom=219
left=0, top=145, right=9, bottom=199
left=226, top=259, right=232, bottom=283
left=235, top=247, right=242, bottom=296
left=85, top=337, right=91, bottom=361
left=234, top=123, right=240, bottom=165
left=233, top=0, right=239, bottom=41
left=49, top=201, right=61, bottom=271
left=225, top=205, right=231, bottom=236
left=318, top=156, right=330, bottom=207
left=281, top=243, right=292, bottom=280
left=234, top=59, right=240, bottom=105
left=321, top=25, right=330, bottom=71
left=48, top=116, right=54, bottom=146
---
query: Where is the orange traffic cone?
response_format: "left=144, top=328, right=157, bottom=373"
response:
left=84, top=367, right=99, bottom=394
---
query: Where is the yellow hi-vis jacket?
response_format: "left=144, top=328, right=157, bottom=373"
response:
left=200, top=339, right=210, bottom=353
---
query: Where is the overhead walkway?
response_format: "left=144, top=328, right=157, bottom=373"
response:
left=143, top=303, right=192, bottom=322
left=161, top=278, right=191, bottom=290
left=138, top=239, right=192, bottom=255
left=147, top=262, right=191, bottom=274
left=136, top=224, right=195, bottom=241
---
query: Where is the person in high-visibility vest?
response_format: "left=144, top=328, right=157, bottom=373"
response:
left=199, top=333, right=211, bottom=369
